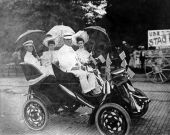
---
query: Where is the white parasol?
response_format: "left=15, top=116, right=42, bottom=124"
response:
left=46, top=25, right=75, bottom=47
left=72, top=30, right=89, bottom=46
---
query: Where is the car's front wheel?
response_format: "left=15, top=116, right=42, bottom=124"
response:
left=23, top=99, right=49, bottom=130
left=95, top=103, right=131, bottom=135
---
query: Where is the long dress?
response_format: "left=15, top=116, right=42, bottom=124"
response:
left=76, top=48, right=104, bottom=93
left=76, top=48, right=91, bottom=64
left=41, top=51, right=58, bottom=65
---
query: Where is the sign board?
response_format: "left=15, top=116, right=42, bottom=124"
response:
left=148, top=30, right=170, bottom=48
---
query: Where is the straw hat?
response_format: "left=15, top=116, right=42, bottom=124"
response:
left=23, top=40, right=33, bottom=47
left=63, top=31, right=75, bottom=40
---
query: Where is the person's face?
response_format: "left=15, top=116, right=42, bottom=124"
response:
left=77, top=41, right=84, bottom=48
left=25, top=45, right=33, bottom=52
left=64, top=38, right=72, bottom=46
left=48, top=44, right=55, bottom=51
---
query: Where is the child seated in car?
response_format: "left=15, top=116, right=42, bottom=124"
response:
left=23, top=40, right=54, bottom=76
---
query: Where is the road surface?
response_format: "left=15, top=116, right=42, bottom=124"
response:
left=0, top=77, right=170, bottom=135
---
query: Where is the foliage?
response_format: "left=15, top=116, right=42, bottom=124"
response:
left=1, top=0, right=169, bottom=52
left=0, top=0, right=99, bottom=51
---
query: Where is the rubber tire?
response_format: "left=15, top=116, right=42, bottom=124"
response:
left=95, top=103, right=131, bottom=135
left=23, top=99, right=49, bottom=131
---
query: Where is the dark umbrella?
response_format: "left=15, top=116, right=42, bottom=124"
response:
left=84, top=26, right=111, bottom=57
left=15, top=30, right=47, bottom=61
left=15, top=30, right=47, bottom=54
left=84, top=26, right=110, bottom=42
left=16, top=30, right=44, bottom=42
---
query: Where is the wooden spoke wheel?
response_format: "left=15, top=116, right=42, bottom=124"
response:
left=145, top=57, right=170, bottom=83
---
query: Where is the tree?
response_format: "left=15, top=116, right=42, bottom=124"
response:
left=0, top=0, right=92, bottom=51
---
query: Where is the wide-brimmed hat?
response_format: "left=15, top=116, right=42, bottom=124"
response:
left=43, top=36, right=56, bottom=47
left=46, top=25, right=75, bottom=47
left=72, top=30, right=89, bottom=46
left=23, top=40, right=34, bottom=47
left=63, top=31, right=75, bottom=40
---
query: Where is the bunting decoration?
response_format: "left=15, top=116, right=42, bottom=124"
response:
left=101, top=53, right=112, bottom=94
left=105, top=53, right=112, bottom=81
left=102, top=81, right=111, bottom=94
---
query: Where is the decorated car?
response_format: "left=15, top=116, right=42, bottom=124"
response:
left=15, top=25, right=150, bottom=135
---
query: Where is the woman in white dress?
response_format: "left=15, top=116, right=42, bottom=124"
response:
left=41, top=40, right=58, bottom=65
left=23, top=40, right=54, bottom=85
left=76, top=37, right=91, bottom=66
left=75, top=36, right=103, bottom=94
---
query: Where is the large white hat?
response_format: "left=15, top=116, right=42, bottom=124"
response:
left=72, top=30, right=89, bottom=46
left=23, top=40, right=33, bottom=47
left=43, top=36, right=56, bottom=47
left=46, top=25, right=75, bottom=47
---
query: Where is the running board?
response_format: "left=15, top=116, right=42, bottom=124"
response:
left=59, top=84, right=95, bottom=109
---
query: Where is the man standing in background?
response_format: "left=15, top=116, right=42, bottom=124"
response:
left=121, top=40, right=133, bottom=65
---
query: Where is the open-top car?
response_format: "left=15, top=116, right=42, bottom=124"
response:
left=17, top=26, right=150, bottom=135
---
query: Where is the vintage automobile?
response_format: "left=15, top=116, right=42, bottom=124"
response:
left=17, top=26, right=150, bottom=135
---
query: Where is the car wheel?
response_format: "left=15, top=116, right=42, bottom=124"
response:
left=95, top=103, right=131, bottom=135
left=23, top=99, right=49, bottom=130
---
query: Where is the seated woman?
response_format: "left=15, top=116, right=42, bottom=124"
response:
left=75, top=32, right=96, bottom=71
left=75, top=36, right=104, bottom=94
left=41, top=39, right=58, bottom=74
left=76, top=37, right=91, bottom=65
